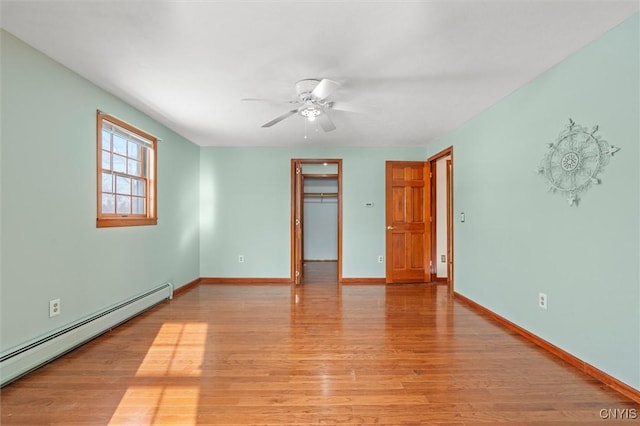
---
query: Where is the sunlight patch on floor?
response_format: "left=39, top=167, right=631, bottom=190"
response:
left=135, top=322, right=208, bottom=377
left=108, top=322, right=208, bottom=425
left=108, top=385, right=200, bottom=425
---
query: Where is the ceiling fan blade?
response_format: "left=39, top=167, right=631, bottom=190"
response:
left=312, top=79, right=340, bottom=101
left=242, top=98, right=299, bottom=105
left=329, top=101, right=363, bottom=113
left=261, top=109, right=299, bottom=128
left=317, top=112, right=336, bottom=132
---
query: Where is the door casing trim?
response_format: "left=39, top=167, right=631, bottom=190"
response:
left=290, top=159, right=343, bottom=284
left=427, top=146, right=454, bottom=292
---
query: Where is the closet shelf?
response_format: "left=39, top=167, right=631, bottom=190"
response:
left=304, top=192, right=338, bottom=198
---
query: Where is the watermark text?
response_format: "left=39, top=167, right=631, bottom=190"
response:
left=599, top=408, right=638, bottom=420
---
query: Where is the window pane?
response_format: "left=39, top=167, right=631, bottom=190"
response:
left=102, top=130, right=111, bottom=150
left=113, top=134, right=127, bottom=154
left=116, top=195, right=131, bottom=214
left=113, top=154, right=126, bottom=173
left=102, top=151, right=111, bottom=170
left=128, top=160, right=141, bottom=176
left=132, top=197, right=145, bottom=214
left=102, top=172, right=113, bottom=193
left=128, top=141, right=140, bottom=160
left=116, top=175, right=131, bottom=195
left=132, top=178, right=145, bottom=196
left=301, top=163, right=338, bottom=174
left=102, top=194, right=115, bottom=214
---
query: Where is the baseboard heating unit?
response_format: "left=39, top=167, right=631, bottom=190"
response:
left=0, top=282, right=173, bottom=387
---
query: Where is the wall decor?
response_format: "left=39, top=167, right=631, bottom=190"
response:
left=538, top=119, right=619, bottom=206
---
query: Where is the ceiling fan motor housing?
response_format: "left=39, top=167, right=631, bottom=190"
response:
left=295, top=79, right=321, bottom=101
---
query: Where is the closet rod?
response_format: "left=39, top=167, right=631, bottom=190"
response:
left=303, top=192, right=338, bottom=197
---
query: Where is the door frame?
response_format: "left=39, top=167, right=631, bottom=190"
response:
left=290, top=159, right=342, bottom=285
left=427, top=146, right=454, bottom=292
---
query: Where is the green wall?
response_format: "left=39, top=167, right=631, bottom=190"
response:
left=427, top=15, right=639, bottom=389
left=0, top=31, right=201, bottom=352
left=199, top=146, right=427, bottom=279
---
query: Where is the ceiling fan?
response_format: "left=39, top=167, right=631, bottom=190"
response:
left=243, top=78, right=356, bottom=132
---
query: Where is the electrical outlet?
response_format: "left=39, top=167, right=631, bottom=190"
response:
left=377, top=255, right=384, bottom=263
left=441, top=255, right=446, bottom=263
left=538, top=293, right=547, bottom=310
left=49, top=299, right=60, bottom=317
left=238, top=255, right=245, bottom=263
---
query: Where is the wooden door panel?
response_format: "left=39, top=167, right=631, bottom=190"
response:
left=391, top=233, right=407, bottom=269
left=410, top=165, right=424, bottom=180
left=410, top=232, right=425, bottom=268
left=392, top=167, right=405, bottom=180
left=411, top=186, right=424, bottom=222
left=391, top=187, right=405, bottom=223
left=385, top=161, right=431, bottom=283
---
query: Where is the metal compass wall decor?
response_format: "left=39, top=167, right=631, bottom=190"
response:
left=538, top=119, right=620, bottom=206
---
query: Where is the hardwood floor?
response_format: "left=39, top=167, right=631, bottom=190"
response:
left=1, top=263, right=637, bottom=425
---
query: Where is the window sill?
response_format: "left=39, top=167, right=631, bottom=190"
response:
left=96, top=217, right=158, bottom=228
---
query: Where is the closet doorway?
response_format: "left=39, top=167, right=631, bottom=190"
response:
left=291, top=159, right=342, bottom=285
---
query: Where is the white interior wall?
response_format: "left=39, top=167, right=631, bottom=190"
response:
left=436, top=156, right=451, bottom=278
left=303, top=178, right=338, bottom=261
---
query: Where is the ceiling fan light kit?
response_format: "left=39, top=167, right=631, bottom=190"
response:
left=299, top=105, right=322, bottom=122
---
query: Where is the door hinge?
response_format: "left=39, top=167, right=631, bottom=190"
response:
left=429, top=172, right=433, bottom=179
left=295, top=270, right=300, bottom=277
left=429, top=260, right=433, bottom=267
left=430, top=216, right=433, bottom=223
left=295, top=218, right=300, bottom=225
left=296, top=167, right=301, bottom=174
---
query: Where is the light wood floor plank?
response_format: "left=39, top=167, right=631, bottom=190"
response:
left=1, top=263, right=637, bottom=425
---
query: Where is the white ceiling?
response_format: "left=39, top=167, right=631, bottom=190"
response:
left=1, top=1, right=638, bottom=147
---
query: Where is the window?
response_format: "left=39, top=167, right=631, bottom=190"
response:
left=97, top=111, right=157, bottom=227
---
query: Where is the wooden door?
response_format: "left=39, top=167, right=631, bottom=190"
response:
left=385, top=161, right=431, bottom=283
left=293, top=161, right=303, bottom=285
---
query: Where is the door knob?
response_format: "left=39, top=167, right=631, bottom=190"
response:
left=386, top=226, right=395, bottom=230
